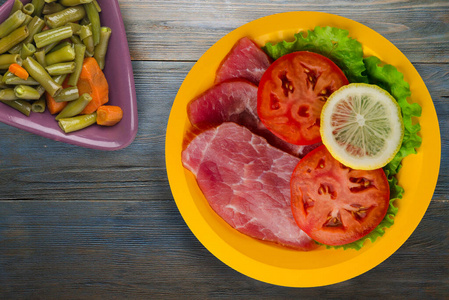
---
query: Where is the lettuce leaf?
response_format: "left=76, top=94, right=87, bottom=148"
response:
left=263, top=26, right=368, bottom=83
left=364, top=56, right=422, bottom=176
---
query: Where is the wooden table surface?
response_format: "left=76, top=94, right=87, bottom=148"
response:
left=1, top=0, right=448, bottom=298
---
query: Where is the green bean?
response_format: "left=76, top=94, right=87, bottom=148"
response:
left=67, top=22, right=82, bottom=34
left=33, top=25, right=73, bottom=48
left=44, top=0, right=58, bottom=3
left=54, top=86, right=79, bottom=102
left=48, top=41, right=72, bottom=53
left=94, top=27, right=111, bottom=70
left=8, top=16, right=46, bottom=54
left=20, top=43, right=36, bottom=59
left=79, top=25, right=94, bottom=56
left=36, top=85, right=46, bottom=97
left=45, top=6, right=86, bottom=29
left=70, top=35, right=83, bottom=45
left=10, top=0, right=23, bottom=15
left=0, top=89, right=19, bottom=101
left=58, top=112, right=96, bottom=133
left=52, top=74, right=67, bottom=85
left=14, top=85, right=41, bottom=100
left=45, top=44, right=75, bottom=65
left=1, top=99, right=32, bottom=116
left=0, top=26, right=29, bottom=55
left=42, top=2, right=65, bottom=15
left=93, top=0, right=101, bottom=12
left=22, top=3, right=35, bottom=16
left=3, top=71, right=40, bottom=85
left=60, top=0, right=93, bottom=6
left=0, top=10, right=26, bottom=39
left=34, top=50, right=47, bottom=67
left=22, top=56, right=62, bottom=96
left=0, top=82, right=10, bottom=89
left=45, top=62, right=75, bottom=76
left=67, top=43, right=85, bottom=86
left=84, top=2, right=100, bottom=46
left=0, top=54, right=22, bottom=69
left=31, top=0, right=45, bottom=17
left=31, top=96, right=46, bottom=113
left=56, top=93, right=92, bottom=120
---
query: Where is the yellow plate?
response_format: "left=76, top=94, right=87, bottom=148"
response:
left=165, top=12, right=440, bottom=287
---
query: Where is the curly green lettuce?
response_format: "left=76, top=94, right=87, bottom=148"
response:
left=263, top=26, right=368, bottom=83
left=262, top=27, right=422, bottom=250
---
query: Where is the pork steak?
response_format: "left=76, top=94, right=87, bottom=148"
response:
left=182, top=122, right=317, bottom=250
left=215, top=37, right=272, bottom=85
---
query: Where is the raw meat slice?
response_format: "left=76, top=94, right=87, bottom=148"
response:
left=186, top=79, right=321, bottom=157
left=215, top=37, right=272, bottom=85
left=182, top=122, right=318, bottom=250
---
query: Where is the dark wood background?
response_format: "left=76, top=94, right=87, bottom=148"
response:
left=1, top=0, right=448, bottom=298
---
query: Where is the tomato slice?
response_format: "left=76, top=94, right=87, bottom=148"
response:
left=290, top=145, right=390, bottom=246
left=257, top=51, right=349, bottom=145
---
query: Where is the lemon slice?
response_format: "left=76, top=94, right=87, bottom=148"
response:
left=320, top=83, right=404, bottom=170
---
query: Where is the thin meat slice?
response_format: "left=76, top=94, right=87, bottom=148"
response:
left=215, top=37, right=272, bottom=85
left=186, top=79, right=321, bottom=157
left=182, top=122, right=318, bottom=250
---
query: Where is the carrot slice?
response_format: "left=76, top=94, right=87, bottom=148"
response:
left=96, top=105, right=123, bottom=126
left=77, top=57, right=109, bottom=114
left=46, top=92, right=67, bottom=114
left=9, top=63, right=29, bottom=80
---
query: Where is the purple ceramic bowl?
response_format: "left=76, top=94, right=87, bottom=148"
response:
left=0, top=0, right=138, bottom=150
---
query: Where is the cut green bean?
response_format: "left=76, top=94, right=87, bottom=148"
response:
left=0, top=54, right=22, bottom=69
left=67, top=43, right=85, bottom=86
left=58, top=112, right=97, bottom=133
left=33, top=25, right=72, bottom=48
left=84, top=2, right=100, bottom=46
left=42, top=2, right=65, bottom=15
left=1, top=99, right=31, bottom=116
left=93, top=0, right=101, bottom=12
left=8, top=16, right=46, bottom=54
left=54, top=86, right=79, bottom=102
left=14, top=85, right=41, bottom=100
left=0, top=26, right=29, bottom=54
left=45, top=62, right=75, bottom=76
left=48, top=41, right=71, bottom=53
left=3, top=71, right=40, bottom=85
left=10, top=0, right=24, bottom=15
left=0, top=89, right=19, bottom=101
left=45, top=44, right=75, bottom=65
left=80, top=25, right=94, bottom=56
left=22, top=3, right=35, bottom=16
left=56, top=93, right=92, bottom=120
left=31, top=0, right=45, bottom=17
left=0, top=82, right=9, bottom=89
left=31, top=97, right=46, bottom=113
left=34, top=50, right=47, bottom=67
left=70, top=35, right=83, bottom=45
left=67, top=22, right=82, bottom=34
left=52, top=74, right=67, bottom=85
left=45, top=6, right=86, bottom=29
left=36, top=85, right=46, bottom=97
left=20, top=43, right=37, bottom=59
left=94, top=27, right=111, bottom=70
left=60, top=0, right=93, bottom=6
left=0, top=10, right=26, bottom=39
left=22, top=56, right=62, bottom=96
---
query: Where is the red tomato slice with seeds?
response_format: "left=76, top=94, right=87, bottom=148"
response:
left=290, top=145, right=390, bottom=246
left=257, top=51, right=349, bottom=145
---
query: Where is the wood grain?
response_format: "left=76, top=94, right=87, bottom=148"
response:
left=0, top=0, right=447, bottom=298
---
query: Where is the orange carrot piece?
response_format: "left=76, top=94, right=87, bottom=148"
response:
left=9, top=63, right=29, bottom=80
left=77, top=57, right=109, bottom=114
left=96, top=105, right=123, bottom=126
left=46, top=92, right=67, bottom=114
left=46, top=76, right=70, bottom=114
